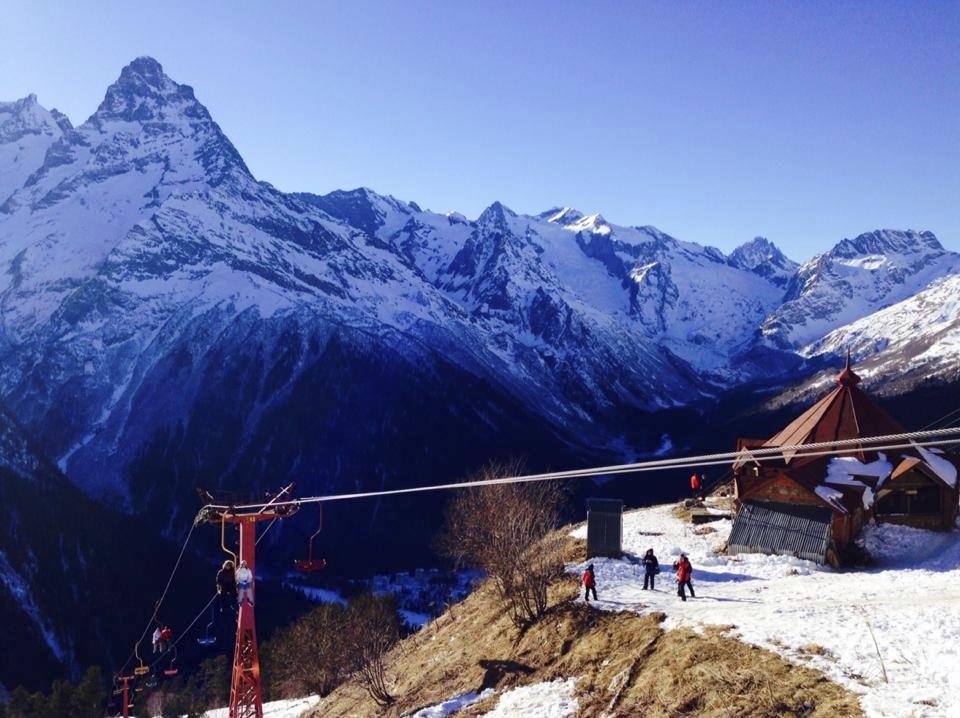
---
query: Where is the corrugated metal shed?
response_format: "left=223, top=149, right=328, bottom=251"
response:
left=728, top=500, right=833, bottom=564
left=586, top=498, right=623, bottom=559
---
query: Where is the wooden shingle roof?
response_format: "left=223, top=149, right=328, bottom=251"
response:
left=762, top=356, right=904, bottom=467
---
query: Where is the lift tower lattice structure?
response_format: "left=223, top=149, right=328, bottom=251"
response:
left=197, top=485, right=298, bottom=718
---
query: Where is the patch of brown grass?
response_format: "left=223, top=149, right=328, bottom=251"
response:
left=309, top=543, right=862, bottom=718
left=671, top=500, right=698, bottom=522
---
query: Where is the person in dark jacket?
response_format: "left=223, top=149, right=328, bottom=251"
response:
left=642, top=548, right=659, bottom=590
left=583, top=563, right=598, bottom=602
left=216, top=559, right=237, bottom=614
left=673, top=553, right=695, bottom=601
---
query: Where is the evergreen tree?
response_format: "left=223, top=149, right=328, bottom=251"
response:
left=71, top=666, right=106, bottom=717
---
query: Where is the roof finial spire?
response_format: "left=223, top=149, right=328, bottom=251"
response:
left=837, top=349, right=860, bottom=387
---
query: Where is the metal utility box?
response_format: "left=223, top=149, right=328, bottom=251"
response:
left=586, top=498, right=623, bottom=558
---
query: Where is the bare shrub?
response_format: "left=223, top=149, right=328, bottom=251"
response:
left=437, top=461, right=566, bottom=628
left=345, top=593, right=401, bottom=708
left=266, top=603, right=349, bottom=698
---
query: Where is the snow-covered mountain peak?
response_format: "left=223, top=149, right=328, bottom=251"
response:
left=727, top=236, right=798, bottom=288
left=0, top=95, right=70, bottom=204
left=0, top=94, right=68, bottom=141
left=568, top=212, right=611, bottom=236
left=541, top=206, right=585, bottom=225
left=477, top=200, right=517, bottom=227
left=831, top=229, right=941, bottom=259
left=94, top=56, right=190, bottom=121
left=78, top=56, right=250, bottom=185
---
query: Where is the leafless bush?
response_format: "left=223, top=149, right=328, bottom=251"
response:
left=437, top=461, right=566, bottom=628
left=345, top=593, right=401, bottom=707
left=266, top=603, right=349, bottom=698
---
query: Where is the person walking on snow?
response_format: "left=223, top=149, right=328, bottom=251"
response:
left=674, top=553, right=695, bottom=601
left=583, top=563, right=598, bottom=602
left=690, top=473, right=702, bottom=500
left=642, top=548, right=659, bottom=590
left=236, top=559, right=254, bottom=606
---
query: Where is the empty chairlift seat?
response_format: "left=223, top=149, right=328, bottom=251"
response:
left=728, top=500, right=835, bottom=565
left=586, top=498, right=623, bottom=559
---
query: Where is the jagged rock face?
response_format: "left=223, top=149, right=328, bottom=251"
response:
left=760, top=230, right=960, bottom=350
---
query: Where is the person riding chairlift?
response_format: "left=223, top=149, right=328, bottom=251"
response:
left=216, top=559, right=237, bottom=614
left=236, top=559, right=254, bottom=606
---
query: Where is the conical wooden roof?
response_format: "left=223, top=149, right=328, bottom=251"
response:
left=763, top=355, right=905, bottom=467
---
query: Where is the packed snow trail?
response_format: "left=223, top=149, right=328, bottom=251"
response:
left=198, top=695, right=320, bottom=717
left=571, top=503, right=960, bottom=717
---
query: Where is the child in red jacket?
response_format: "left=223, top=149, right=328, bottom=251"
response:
left=674, top=554, right=695, bottom=601
left=583, top=563, right=598, bottom=602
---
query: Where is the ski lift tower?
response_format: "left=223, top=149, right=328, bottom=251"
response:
left=196, top=484, right=299, bottom=718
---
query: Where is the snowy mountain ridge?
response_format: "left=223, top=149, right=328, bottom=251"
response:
left=761, top=229, right=960, bottom=350
left=0, top=57, right=957, bottom=516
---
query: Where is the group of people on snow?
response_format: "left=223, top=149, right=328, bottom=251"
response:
left=582, top=550, right=696, bottom=603
left=215, top=558, right=254, bottom=612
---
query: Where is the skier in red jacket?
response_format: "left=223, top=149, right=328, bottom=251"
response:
left=583, top=563, right=598, bottom=602
left=674, top=554, right=695, bottom=601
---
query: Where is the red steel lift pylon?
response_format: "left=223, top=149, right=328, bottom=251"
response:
left=113, top=674, right=134, bottom=718
left=197, top=485, right=298, bottom=718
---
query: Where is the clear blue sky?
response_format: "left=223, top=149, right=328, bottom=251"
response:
left=1, top=1, right=957, bottom=258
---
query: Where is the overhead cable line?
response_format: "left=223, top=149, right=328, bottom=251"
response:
left=147, top=593, right=219, bottom=671
left=118, top=520, right=198, bottom=675
left=197, top=426, right=960, bottom=516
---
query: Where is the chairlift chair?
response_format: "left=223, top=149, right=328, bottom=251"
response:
left=197, top=603, right=217, bottom=647
left=162, top=643, right=180, bottom=677
left=294, top=505, right=327, bottom=573
left=133, top=642, right=150, bottom=676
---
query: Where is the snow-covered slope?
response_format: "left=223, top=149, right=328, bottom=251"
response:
left=803, top=274, right=960, bottom=390
left=761, top=230, right=960, bottom=350
left=571, top=502, right=960, bottom=718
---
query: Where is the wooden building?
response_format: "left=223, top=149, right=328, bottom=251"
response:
left=730, top=356, right=959, bottom=565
